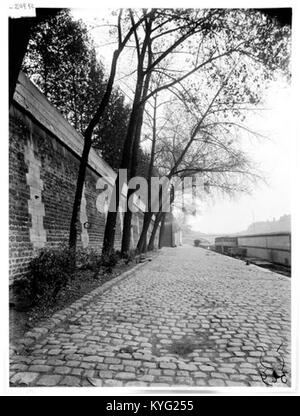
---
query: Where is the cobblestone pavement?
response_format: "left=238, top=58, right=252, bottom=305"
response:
left=10, top=247, right=291, bottom=388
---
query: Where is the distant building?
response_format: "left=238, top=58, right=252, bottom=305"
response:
left=246, top=214, right=291, bottom=234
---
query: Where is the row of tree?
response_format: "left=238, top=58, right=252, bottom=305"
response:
left=19, top=8, right=290, bottom=258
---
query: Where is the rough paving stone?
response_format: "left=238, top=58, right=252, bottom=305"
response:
left=36, top=375, right=62, bottom=386
left=115, top=372, right=136, bottom=380
left=178, top=363, right=198, bottom=371
left=59, top=376, right=81, bottom=386
left=159, top=362, right=177, bottom=370
left=82, top=356, right=104, bottom=363
left=9, top=247, right=291, bottom=388
left=10, top=372, right=39, bottom=385
left=54, top=366, right=71, bottom=375
left=28, top=365, right=53, bottom=373
left=200, top=365, right=215, bottom=372
left=10, top=364, right=29, bottom=371
left=103, top=379, right=123, bottom=387
left=126, top=381, right=148, bottom=386
left=208, top=378, right=226, bottom=386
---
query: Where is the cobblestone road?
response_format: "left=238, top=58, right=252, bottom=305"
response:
left=10, top=247, right=291, bottom=388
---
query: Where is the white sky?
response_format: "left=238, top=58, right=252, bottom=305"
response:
left=1, top=0, right=299, bottom=398
left=187, top=81, right=292, bottom=233
left=71, top=7, right=292, bottom=235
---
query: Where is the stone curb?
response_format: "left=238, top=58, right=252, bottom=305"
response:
left=12, top=252, right=159, bottom=352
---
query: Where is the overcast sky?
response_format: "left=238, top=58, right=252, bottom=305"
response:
left=71, top=8, right=292, bottom=234
left=187, top=80, right=292, bottom=234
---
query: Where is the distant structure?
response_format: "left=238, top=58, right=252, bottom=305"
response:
left=181, top=229, right=218, bottom=245
left=193, top=238, right=212, bottom=248
left=214, top=237, right=238, bottom=255
left=244, top=214, right=291, bottom=235
left=214, top=232, right=291, bottom=268
left=159, top=213, right=182, bottom=247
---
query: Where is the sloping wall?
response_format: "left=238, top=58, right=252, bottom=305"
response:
left=9, top=72, right=157, bottom=283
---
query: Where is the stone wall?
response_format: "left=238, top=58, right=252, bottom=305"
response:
left=9, top=72, right=157, bottom=284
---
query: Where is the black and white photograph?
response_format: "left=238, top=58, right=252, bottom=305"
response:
left=3, top=0, right=299, bottom=396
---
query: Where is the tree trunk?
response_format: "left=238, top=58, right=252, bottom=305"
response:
left=148, top=183, right=174, bottom=251
left=69, top=135, right=92, bottom=251
left=135, top=93, right=157, bottom=253
left=136, top=211, right=152, bottom=253
left=103, top=30, right=152, bottom=256
left=120, top=103, right=145, bottom=254
left=120, top=34, right=153, bottom=255
left=148, top=212, right=163, bottom=251
left=102, top=174, right=120, bottom=256
left=69, top=50, right=120, bottom=253
left=102, top=93, right=143, bottom=255
left=158, top=212, right=166, bottom=248
left=120, top=110, right=142, bottom=254
left=69, top=9, right=150, bottom=256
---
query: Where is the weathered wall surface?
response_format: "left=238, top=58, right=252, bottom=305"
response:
left=9, top=73, right=156, bottom=284
left=237, top=233, right=291, bottom=266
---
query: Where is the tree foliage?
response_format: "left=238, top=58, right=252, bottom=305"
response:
left=23, top=10, right=97, bottom=128
left=22, top=9, right=151, bottom=173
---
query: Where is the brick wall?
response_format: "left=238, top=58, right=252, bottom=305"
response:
left=9, top=73, right=158, bottom=284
